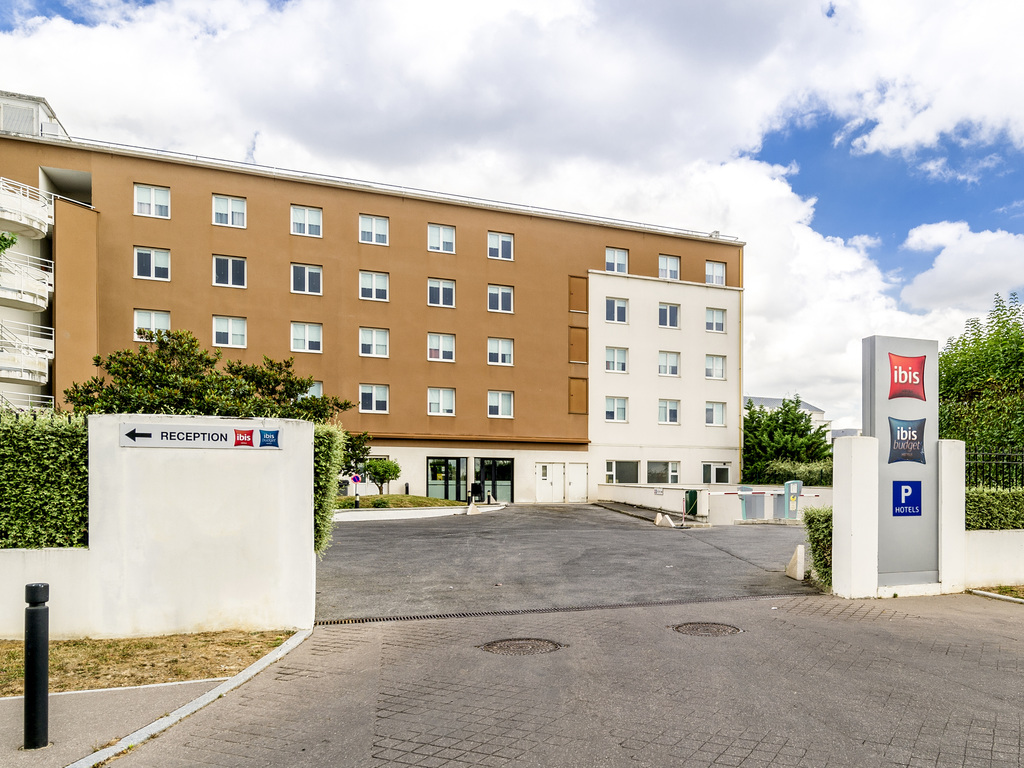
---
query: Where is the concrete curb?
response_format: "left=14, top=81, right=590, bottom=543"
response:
left=64, top=628, right=312, bottom=768
left=333, top=504, right=505, bottom=522
left=969, top=589, right=1024, bottom=605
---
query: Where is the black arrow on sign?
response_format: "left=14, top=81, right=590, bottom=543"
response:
left=125, top=429, right=153, bottom=442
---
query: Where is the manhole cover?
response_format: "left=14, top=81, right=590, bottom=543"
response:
left=672, top=622, right=742, bottom=636
left=479, top=638, right=563, bottom=655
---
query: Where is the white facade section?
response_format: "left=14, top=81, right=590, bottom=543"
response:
left=587, top=270, right=742, bottom=495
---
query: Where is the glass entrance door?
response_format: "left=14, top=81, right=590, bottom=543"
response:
left=427, top=457, right=467, bottom=501
left=475, top=458, right=514, bottom=502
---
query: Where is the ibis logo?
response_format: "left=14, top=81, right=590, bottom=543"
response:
left=887, top=417, right=926, bottom=464
left=888, top=353, right=926, bottom=400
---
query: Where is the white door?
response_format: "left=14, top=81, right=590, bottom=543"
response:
left=566, top=462, right=588, bottom=502
left=535, top=463, right=565, bottom=503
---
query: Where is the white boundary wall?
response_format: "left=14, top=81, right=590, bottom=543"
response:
left=598, top=484, right=832, bottom=525
left=0, top=414, right=315, bottom=639
left=965, top=530, right=1024, bottom=588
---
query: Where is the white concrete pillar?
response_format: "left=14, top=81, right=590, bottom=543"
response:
left=938, top=439, right=966, bottom=594
left=833, top=437, right=879, bottom=598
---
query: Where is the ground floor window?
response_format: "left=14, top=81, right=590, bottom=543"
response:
left=605, top=460, right=639, bottom=484
left=647, top=461, right=679, bottom=484
left=703, top=462, right=731, bottom=484
left=427, top=457, right=467, bottom=501
left=474, top=458, right=514, bottom=502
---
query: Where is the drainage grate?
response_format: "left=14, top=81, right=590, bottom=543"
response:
left=479, top=638, right=563, bottom=656
left=672, top=622, right=743, bottom=636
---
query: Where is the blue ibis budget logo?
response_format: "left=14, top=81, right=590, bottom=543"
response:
left=888, top=417, right=926, bottom=464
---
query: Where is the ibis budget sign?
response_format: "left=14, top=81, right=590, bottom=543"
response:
left=119, top=423, right=282, bottom=449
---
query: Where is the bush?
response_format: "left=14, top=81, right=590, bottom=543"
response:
left=761, top=458, right=833, bottom=487
left=312, top=425, right=345, bottom=556
left=0, top=412, right=89, bottom=548
left=965, top=487, right=1024, bottom=530
left=802, top=506, right=833, bottom=591
left=369, top=496, right=390, bottom=508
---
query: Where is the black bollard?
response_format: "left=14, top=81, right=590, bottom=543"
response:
left=24, top=583, right=49, bottom=751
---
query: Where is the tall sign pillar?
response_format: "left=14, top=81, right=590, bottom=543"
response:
left=862, top=336, right=939, bottom=586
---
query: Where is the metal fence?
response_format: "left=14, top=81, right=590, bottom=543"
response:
left=966, top=449, right=1024, bottom=489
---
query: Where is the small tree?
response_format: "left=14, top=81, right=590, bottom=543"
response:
left=0, top=232, right=16, bottom=254
left=340, top=431, right=372, bottom=476
left=364, top=458, right=402, bottom=494
left=742, top=395, right=830, bottom=483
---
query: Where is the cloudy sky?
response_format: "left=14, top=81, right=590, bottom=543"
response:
left=3, top=0, right=1022, bottom=428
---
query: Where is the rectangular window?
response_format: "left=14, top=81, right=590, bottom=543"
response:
left=213, top=316, right=246, bottom=348
left=360, top=271, right=389, bottom=301
left=291, top=205, right=322, bottom=237
left=659, top=255, right=680, bottom=280
left=487, top=390, right=514, bottom=418
left=706, top=260, right=726, bottom=285
left=487, top=285, right=514, bottom=313
left=292, top=264, right=322, bottom=295
left=133, top=309, right=170, bottom=340
left=487, top=337, right=514, bottom=365
left=213, top=255, right=246, bottom=288
left=303, top=381, right=323, bottom=398
left=359, top=327, right=389, bottom=357
left=605, top=396, right=627, bottom=422
left=213, top=195, right=246, bottom=228
left=658, top=351, right=680, bottom=376
left=605, top=247, right=628, bottom=273
left=427, top=332, right=455, bottom=361
left=706, top=308, right=726, bottom=332
left=359, top=215, right=389, bottom=245
left=427, top=387, right=455, bottom=416
left=134, top=184, right=170, bottom=218
left=292, top=322, right=323, bottom=353
left=648, top=461, right=680, bottom=484
left=359, top=384, right=389, bottom=413
left=658, top=399, right=680, bottom=424
left=703, top=463, right=731, bottom=484
left=488, top=232, right=514, bottom=260
left=706, top=355, right=726, bottom=379
left=605, top=298, right=627, bottom=323
left=706, top=401, right=726, bottom=426
left=658, top=303, right=679, bottom=328
left=605, top=347, right=627, bottom=372
left=427, top=278, right=455, bottom=307
left=428, top=223, right=455, bottom=253
left=134, top=247, right=170, bottom=281
left=605, top=460, right=639, bottom=484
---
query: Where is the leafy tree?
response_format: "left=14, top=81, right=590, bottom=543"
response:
left=742, top=395, right=831, bottom=483
left=0, top=232, right=16, bottom=254
left=340, top=431, right=372, bottom=476
left=364, top=458, right=402, bottom=494
left=63, top=329, right=351, bottom=423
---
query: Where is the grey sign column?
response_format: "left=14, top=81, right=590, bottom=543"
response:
left=863, top=335, right=939, bottom=586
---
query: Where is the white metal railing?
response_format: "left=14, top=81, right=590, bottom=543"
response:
left=0, top=319, right=54, bottom=358
left=0, top=177, right=54, bottom=233
left=0, top=250, right=54, bottom=309
left=2, top=249, right=54, bottom=278
left=0, top=390, right=54, bottom=411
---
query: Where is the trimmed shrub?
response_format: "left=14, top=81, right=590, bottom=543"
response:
left=761, top=458, right=833, bottom=487
left=312, top=424, right=345, bottom=556
left=369, top=496, right=390, bottom=508
left=965, top=487, right=1024, bottom=531
left=0, top=412, right=89, bottom=548
left=802, top=506, right=833, bottom=591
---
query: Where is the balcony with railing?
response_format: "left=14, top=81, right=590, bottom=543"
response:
left=0, top=249, right=53, bottom=311
left=0, top=390, right=54, bottom=411
left=0, top=177, right=54, bottom=239
left=0, top=319, right=53, bottom=385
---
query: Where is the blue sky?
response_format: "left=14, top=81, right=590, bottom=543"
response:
left=4, top=0, right=1024, bottom=426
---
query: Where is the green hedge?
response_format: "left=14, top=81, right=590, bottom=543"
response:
left=313, top=424, right=345, bottom=556
left=802, top=506, right=833, bottom=591
left=0, top=412, right=89, bottom=548
left=966, top=487, right=1024, bottom=531
left=758, top=458, right=833, bottom=487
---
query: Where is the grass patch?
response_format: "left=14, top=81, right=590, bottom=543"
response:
left=335, top=494, right=466, bottom=509
left=977, top=585, right=1024, bottom=599
left=0, top=630, right=290, bottom=697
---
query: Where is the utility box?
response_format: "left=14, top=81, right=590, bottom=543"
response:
left=773, top=480, right=803, bottom=519
left=739, top=486, right=764, bottom=520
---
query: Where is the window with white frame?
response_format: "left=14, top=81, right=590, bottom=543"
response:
left=133, top=309, right=169, bottom=340
left=605, top=460, right=639, bottom=484
left=303, top=381, right=323, bottom=398
left=359, top=327, right=389, bottom=357
left=488, top=232, right=513, bottom=260
left=605, top=247, right=628, bottom=273
left=427, top=332, right=455, bottom=361
left=658, top=399, right=680, bottom=424
left=360, top=271, right=389, bottom=301
left=605, top=298, right=627, bottom=323
left=291, top=205, right=322, bottom=237
left=487, top=337, right=513, bottom=365
left=648, top=461, right=679, bottom=484
left=487, top=285, right=513, bottom=313
left=703, top=462, right=731, bottom=484
left=134, top=184, right=170, bottom=218
left=213, top=316, right=246, bottom=348
left=706, top=355, right=726, bottom=379
left=658, top=351, right=679, bottom=376
left=705, top=260, right=726, bottom=285
left=359, top=384, right=389, bottom=413
left=706, top=308, right=725, bottom=332
left=292, top=264, right=322, bottom=295
left=359, top=215, right=389, bottom=245
left=659, top=255, right=680, bottom=280
left=213, top=195, right=246, bottom=228
left=134, top=247, right=170, bottom=280
left=213, top=255, right=246, bottom=288
left=427, top=278, right=455, bottom=307
left=605, top=347, right=627, bottom=372
left=658, top=303, right=679, bottom=328
left=488, top=390, right=514, bottom=418
left=428, top=223, right=455, bottom=253
left=605, top=397, right=627, bottom=422
left=292, top=322, right=323, bottom=353
left=706, top=401, right=726, bottom=426
left=427, top=387, right=455, bottom=416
